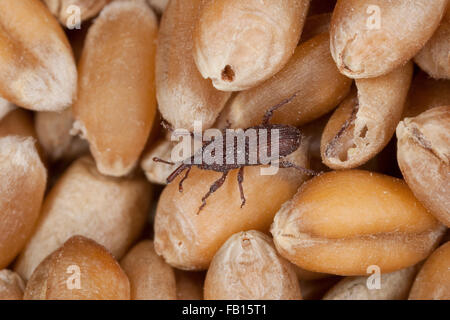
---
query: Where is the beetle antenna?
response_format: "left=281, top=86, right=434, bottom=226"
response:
left=153, top=157, right=175, bottom=165
left=262, top=91, right=299, bottom=125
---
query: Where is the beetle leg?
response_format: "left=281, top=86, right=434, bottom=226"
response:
left=198, top=171, right=229, bottom=214
left=279, top=160, right=319, bottom=176
left=237, top=167, right=246, bottom=208
left=178, top=166, right=192, bottom=193
left=262, top=92, right=300, bottom=125
left=166, top=164, right=188, bottom=184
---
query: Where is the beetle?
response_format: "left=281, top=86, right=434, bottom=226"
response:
left=154, top=92, right=318, bottom=213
